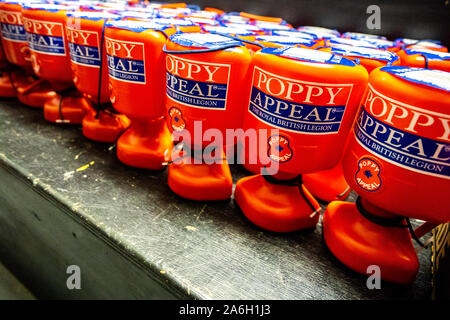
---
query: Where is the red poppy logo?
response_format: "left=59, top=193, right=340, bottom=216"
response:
left=355, top=157, right=382, bottom=192
left=267, top=134, right=293, bottom=163
left=168, top=107, right=186, bottom=131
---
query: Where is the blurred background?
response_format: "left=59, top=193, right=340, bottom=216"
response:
left=161, top=0, right=450, bottom=46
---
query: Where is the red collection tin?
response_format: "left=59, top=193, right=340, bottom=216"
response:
left=164, top=32, right=252, bottom=200
left=22, top=3, right=88, bottom=123
left=0, top=0, right=55, bottom=106
left=105, top=20, right=175, bottom=170
left=65, top=11, right=130, bottom=142
left=302, top=44, right=401, bottom=202
left=323, top=66, right=450, bottom=284
left=235, top=47, right=368, bottom=232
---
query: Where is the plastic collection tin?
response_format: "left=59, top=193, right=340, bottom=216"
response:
left=65, top=11, right=130, bottom=142
left=105, top=19, right=175, bottom=170
left=301, top=45, right=400, bottom=202
left=235, top=46, right=368, bottom=232
left=0, top=0, right=56, bottom=106
left=0, top=0, right=32, bottom=69
left=164, top=32, right=252, bottom=200
left=323, top=66, right=450, bottom=284
left=22, top=3, right=88, bottom=123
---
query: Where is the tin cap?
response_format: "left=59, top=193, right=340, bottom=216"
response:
left=381, top=66, right=450, bottom=91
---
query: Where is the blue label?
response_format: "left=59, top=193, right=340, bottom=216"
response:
left=0, top=23, right=26, bottom=42
left=355, top=107, right=450, bottom=178
left=68, top=43, right=100, bottom=67
left=166, top=72, right=228, bottom=109
left=249, top=87, right=346, bottom=134
left=26, top=33, right=65, bottom=55
left=107, top=55, right=145, bottom=83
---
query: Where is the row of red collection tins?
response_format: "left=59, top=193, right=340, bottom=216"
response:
left=0, top=0, right=449, bottom=285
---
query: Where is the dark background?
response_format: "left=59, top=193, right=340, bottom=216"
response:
left=161, top=0, right=450, bottom=46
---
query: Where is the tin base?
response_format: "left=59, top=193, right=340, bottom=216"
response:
left=303, top=163, right=351, bottom=202
left=0, top=71, right=16, bottom=97
left=167, top=154, right=233, bottom=201
left=241, top=162, right=262, bottom=175
left=43, top=92, right=87, bottom=124
left=323, top=200, right=419, bottom=284
left=235, top=174, right=321, bottom=232
left=116, top=117, right=172, bottom=170
left=82, top=107, right=131, bottom=143
left=6, top=70, right=56, bottom=108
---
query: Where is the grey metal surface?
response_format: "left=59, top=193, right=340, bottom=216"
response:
left=0, top=262, right=35, bottom=300
left=0, top=99, right=432, bottom=299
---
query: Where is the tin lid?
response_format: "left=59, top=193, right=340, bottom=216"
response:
left=151, top=18, right=197, bottom=27
left=364, top=38, right=395, bottom=49
left=156, top=7, right=192, bottom=18
left=271, top=30, right=316, bottom=40
left=262, top=46, right=355, bottom=66
left=381, top=66, right=450, bottom=92
left=66, top=11, right=120, bottom=21
left=119, top=11, right=157, bottom=19
left=405, top=48, right=450, bottom=60
left=188, top=10, right=220, bottom=19
left=203, top=25, right=256, bottom=36
left=105, top=19, right=170, bottom=33
left=327, top=37, right=382, bottom=49
left=22, top=3, right=76, bottom=12
left=187, top=17, right=220, bottom=26
left=88, top=2, right=127, bottom=11
left=255, top=35, right=315, bottom=47
left=222, top=23, right=262, bottom=33
left=2, top=0, right=46, bottom=5
left=329, top=44, right=399, bottom=62
left=395, top=38, right=442, bottom=46
left=297, top=26, right=340, bottom=38
left=342, top=32, right=387, bottom=40
left=53, top=0, right=92, bottom=5
left=219, top=13, right=250, bottom=24
left=169, top=32, right=242, bottom=49
left=414, top=40, right=445, bottom=48
left=254, top=21, right=293, bottom=31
